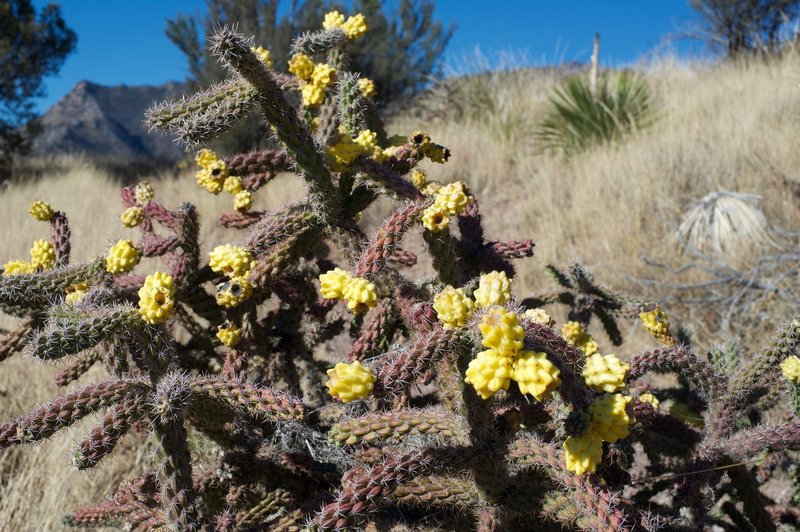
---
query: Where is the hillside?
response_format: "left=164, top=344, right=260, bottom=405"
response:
left=31, top=80, right=188, bottom=162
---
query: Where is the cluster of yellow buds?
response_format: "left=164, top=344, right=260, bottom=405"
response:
left=137, top=272, right=175, bottom=324
left=322, top=11, right=367, bottom=40
left=561, top=321, right=599, bottom=356
left=28, top=199, right=54, bottom=222
left=582, top=353, right=630, bottom=393
left=523, top=307, right=554, bottom=326
left=638, top=392, right=660, bottom=409
left=358, top=78, right=376, bottom=98
left=318, top=268, right=378, bottom=313
left=640, top=306, right=675, bottom=345
left=564, top=393, right=634, bottom=475
left=455, top=272, right=560, bottom=401
left=209, top=245, right=255, bottom=308
left=134, top=181, right=155, bottom=205
left=2, top=239, right=57, bottom=276
left=250, top=45, right=272, bottom=67
left=327, top=129, right=380, bottom=172
left=781, top=355, right=800, bottom=383
left=120, top=206, right=145, bottom=228
left=105, top=240, right=141, bottom=275
left=326, top=360, right=376, bottom=402
left=194, top=149, right=252, bottom=211
left=216, top=322, right=241, bottom=347
left=288, top=51, right=337, bottom=108
left=65, top=282, right=89, bottom=305
left=421, top=181, right=473, bottom=232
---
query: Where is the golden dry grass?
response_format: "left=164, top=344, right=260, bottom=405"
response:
left=2, top=52, right=800, bottom=527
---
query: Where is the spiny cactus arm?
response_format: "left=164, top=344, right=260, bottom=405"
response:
left=388, top=248, right=417, bottom=268
left=62, top=500, right=122, bottom=528
left=190, top=376, right=306, bottom=423
left=291, top=27, right=346, bottom=56
left=632, top=402, right=703, bottom=455
left=394, top=282, right=438, bottom=332
left=0, top=378, right=148, bottom=447
left=375, top=327, right=460, bottom=400
left=355, top=157, right=425, bottom=201
left=51, top=210, right=71, bottom=267
left=140, top=234, right=180, bottom=258
left=709, top=419, right=800, bottom=462
left=347, top=299, right=400, bottom=361
left=355, top=200, right=427, bottom=278
left=0, top=258, right=106, bottom=308
left=73, top=390, right=150, bottom=470
left=242, top=204, right=318, bottom=255
left=219, top=210, right=264, bottom=229
left=146, top=77, right=259, bottom=146
left=31, top=305, right=141, bottom=360
left=628, top=345, right=724, bottom=400
left=55, top=347, right=101, bottom=386
left=507, top=434, right=634, bottom=531
left=330, top=408, right=464, bottom=446
left=487, top=240, right=536, bottom=260
left=143, top=201, right=180, bottom=230
left=315, top=448, right=467, bottom=530
left=233, top=489, right=293, bottom=530
left=248, top=230, right=316, bottom=288
left=423, top=229, right=462, bottom=287
left=210, top=27, right=339, bottom=224
left=389, top=475, right=483, bottom=514
left=721, top=316, right=800, bottom=423
left=594, top=305, right=623, bottom=346
left=545, top=264, right=574, bottom=289
left=0, top=318, right=34, bottom=362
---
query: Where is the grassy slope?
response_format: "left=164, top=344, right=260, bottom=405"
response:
left=2, top=53, right=800, bottom=527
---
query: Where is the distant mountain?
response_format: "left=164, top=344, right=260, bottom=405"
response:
left=32, top=80, right=188, bottom=162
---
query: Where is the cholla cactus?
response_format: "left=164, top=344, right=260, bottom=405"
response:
left=2, top=13, right=800, bottom=532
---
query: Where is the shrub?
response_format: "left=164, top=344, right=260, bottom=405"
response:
left=1, top=12, right=800, bottom=531
left=536, top=71, right=656, bottom=157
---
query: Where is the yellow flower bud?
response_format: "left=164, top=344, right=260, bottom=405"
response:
left=512, top=351, right=560, bottom=401
left=342, top=13, right=367, bottom=40
left=326, top=360, right=376, bottom=402
left=2, top=259, right=34, bottom=276
left=30, top=239, right=55, bottom=270
left=319, top=268, right=353, bottom=300
left=288, top=53, right=314, bottom=81
left=523, top=308, right=553, bottom=326
left=588, top=393, right=633, bottom=442
left=217, top=323, right=241, bottom=347
left=120, top=206, right=145, bottom=228
left=105, top=240, right=141, bottom=275
left=465, top=349, right=513, bottom=400
left=28, top=199, right=54, bottom=222
left=342, top=276, right=378, bottom=313
left=582, top=353, right=630, bottom=393
left=781, top=355, right=800, bottom=383
left=433, top=181, right=471, bottom=216
left=473, top=270, right=511, bottom=308
left=250, top=46, right=272, bottom=67
left=223, top=176, right=243, bottom=194
left=134, top=181, right=155, bottom=204
left=478, top=307, right=525, bottom=357
left=433, top=285, right=474, bottom=329
left=322, top=10, right=345, bottom=30
left=234, top=190, right=253, bottom=212
left=358, top=77, right=376, bottom=98
left=563, top=433, right=603, bottom=475
left=208, top=244, right=254, bottom=278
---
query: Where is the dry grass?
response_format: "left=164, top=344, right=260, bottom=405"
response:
left=3, top=52, right=800, bottom=527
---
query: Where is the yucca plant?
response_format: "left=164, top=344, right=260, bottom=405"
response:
left=536, top=71, right=657, bottom=156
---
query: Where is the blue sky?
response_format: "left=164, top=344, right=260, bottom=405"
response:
left=31, top=1, right=701, bottom=112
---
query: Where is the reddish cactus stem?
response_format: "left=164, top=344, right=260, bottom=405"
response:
left=355, top=200, right=427, bottom=278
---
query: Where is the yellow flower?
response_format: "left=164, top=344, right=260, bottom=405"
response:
left=421, top=204, right=449, bottom=232
left=523, top=308, right=553, bottom=326
left=433, top=286, right=474, bottom=329
left=288, top=53, right=314, bottom=80
left=311, top=63, right=336, bottom=89
left=326, top=360, right=376, bottom=403
left=781, top=355, right=800, bottom=383
left=301, top=83, right=326, bottom=108
left=465, top=349, right=513, bottom=400
left=195, top=148, right=219, bottom=168
left=410, top=130, right=432, bottom=151
left=421, top=181, right=442, bottom=196
left=582, top=353, right=630, bottom=393
left=563, top=433, right=603, bottom=475
left=137, top=272, right=175, bottom=324
left=134, top=181, right=155, bottom=204
left=234, top=190, right=253, bottom=212
left=216, top=276, right=253, bottom=308
left=208, top=244, right=254, bottom=278
left=327, top=135, right=364, bottom=171
left=473, top=270, right=511, bottom=308
left=196, top=159, right=228, bottom=194
left=2, top=259, right=34, bottom=276
left=251, top=46, right=273, bottom=67
left=562, top=321, right=586, bottom=345
left=424, top=143, right=450, bottom=164
left=30, top=240, right=55, bottom=270
left=358, top=77, right=376, bottom=98
left=342, top=276, right=378, bottom=312
left=579, top=338, right=599, bottom=356
left=512, top=351, right=561, bottom=401
left=342, top=13, right=367, bottom=40
left=65, top=282, right=89, bottom=305
left=120, top=206, right=145, bottom=228
left=588, top=393, right=633, bottom=442
left=354, top=130, right=378, bottom=152
left=638, top=392, right=660, bottom=409
left=28, top=200, right=54, bottom=222
left=105, top=240, right=141, bottom=275
left=319, top=268, right=353, bottom=300
left=223, top=176, right=243, bottom=194
left=478, top=307, right=525, bottom=357
left=322, top=10, right=345, bottom=30
left=216, top=323, right=241, bottom=347
left=433, top=181, right=471, bottom=216
left=640, top=307, right=673, bottom=344
left=411, top=169, right=428, bottom=189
